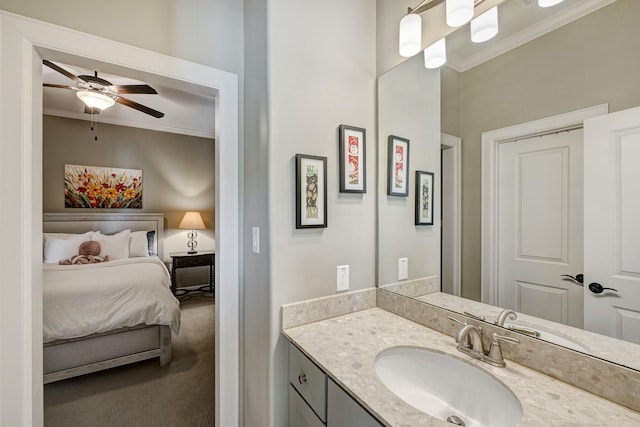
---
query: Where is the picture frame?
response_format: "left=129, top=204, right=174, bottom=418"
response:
left=295, top=154, right=328, bottom=229
left=338, top=124, right=366, bottom=193
left=64, top=164, right=143, bottom=208
left=387, top=135, right=410, bottom=196
left=415, top=170, right=434, bottom=225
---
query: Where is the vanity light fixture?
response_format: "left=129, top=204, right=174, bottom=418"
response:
left=399, top=13, right=422, bottom=57
left=538, top=0, right=565, bottom=7
left=470, top=5, right=498, bottom=43
left=446, top=0, right=475, bottom=27
left=424, top=38, right=447, bottom=69
left=76, top=90, right=115, bottom=111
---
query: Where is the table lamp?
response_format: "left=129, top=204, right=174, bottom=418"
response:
left=178, top=211, right=206, bottom=254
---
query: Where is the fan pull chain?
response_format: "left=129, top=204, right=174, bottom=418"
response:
left=90, top=110, right=99, bottom=142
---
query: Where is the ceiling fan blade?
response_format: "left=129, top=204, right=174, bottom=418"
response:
left=43, top=83, right=75, bottom=90
left=43, top=60, right=86, bottom=84
left=84, top=106, right=101, bottom=115
left=110, top=84, right=158, bottom=95
left=115, top=96, right=165, bottom=118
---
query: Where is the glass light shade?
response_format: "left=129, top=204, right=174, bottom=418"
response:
left=178, top=211, right=206, bottom=230
left=424, top=38, right=447, bottom=69
left=446, top=0, right=474, bottom=27
left=471, top=6, right=498, bottom=43
left=538, top=0, right=565, bottom=7
left=399, top=14, right=422, bottom=57
left=76, top=90, right=115, bottom=110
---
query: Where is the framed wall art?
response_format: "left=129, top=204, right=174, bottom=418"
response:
left=64, top=164, right=143, bottom=208
left=387, top=135, right=410, bottom=196
left=295, top=154, right=327, bottom=229
left=415, top=170, right=434, bottom=225
left=338, top=124, right=366, bottom=193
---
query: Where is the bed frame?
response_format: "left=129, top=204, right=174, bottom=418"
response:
left=42, top=212, right=171, bottom=384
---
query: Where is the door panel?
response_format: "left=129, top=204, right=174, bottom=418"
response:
left=584, top=107, right=640, bottom=343
left=498, top=130, right=583, bottom=328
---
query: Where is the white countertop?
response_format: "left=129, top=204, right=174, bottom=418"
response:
left=283, top=307, right=640, bottom=427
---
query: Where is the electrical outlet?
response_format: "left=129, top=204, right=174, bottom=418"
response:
left=398, top=258, right=408, bottom=280
left=252, top=227, right=260, bottom=254
left=336, top=265, right=349, bottom=292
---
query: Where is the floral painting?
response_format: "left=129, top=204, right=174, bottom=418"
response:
left=64, top=164, right=143, bottom=208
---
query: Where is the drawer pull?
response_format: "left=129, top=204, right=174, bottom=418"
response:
left=298, top=374, right=307, bottom=384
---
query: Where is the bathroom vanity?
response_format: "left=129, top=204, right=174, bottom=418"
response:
left=282, top=289, right=640, bottom=427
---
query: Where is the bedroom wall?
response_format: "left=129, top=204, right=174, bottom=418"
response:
left=266, top=0, right=376, bottom=425
left=458, top=0, right=640, bottom=301
left=43, top=115, right=215, bottom=287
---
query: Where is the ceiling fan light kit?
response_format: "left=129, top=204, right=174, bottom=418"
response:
left=76, top=90, right=115, bottom=110
left=399, top=0, right=566, bottom=69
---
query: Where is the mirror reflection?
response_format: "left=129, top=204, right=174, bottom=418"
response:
left=377, top=0, right=640, bottom=371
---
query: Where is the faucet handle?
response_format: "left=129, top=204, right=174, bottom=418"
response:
left=447, top=316, right=466, bottom=326
left=486, top=333, right=520, bottom=367
left=463, top=311, right=486, bottom=321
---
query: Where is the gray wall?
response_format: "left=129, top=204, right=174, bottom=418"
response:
left=378, top=54, right=441, bottom=285
left=43, top=115, right=215, bottom=286
left=266, top=0, right=376, bottom=425
left=458, top=0, right=640, bottom=300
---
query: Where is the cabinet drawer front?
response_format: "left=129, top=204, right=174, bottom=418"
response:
left=174, top=254, right=213, bottom=268
left=289, top=385, right=325, bottom=427
left=289, top=343, right=327, bottom=422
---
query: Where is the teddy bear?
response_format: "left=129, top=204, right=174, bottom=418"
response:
left=59, top=240, right=111, bottom=265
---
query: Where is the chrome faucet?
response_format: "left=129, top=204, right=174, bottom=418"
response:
left=495, top=309, right=517, bottom=326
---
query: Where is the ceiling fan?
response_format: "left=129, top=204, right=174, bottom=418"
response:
left=42, top=60, right=165, bottom=118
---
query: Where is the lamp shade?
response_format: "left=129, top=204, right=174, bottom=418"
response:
left=178, top=211, right=206, bottom=230
left=538, top=0, right=564, bottom=7
left=446, top=0, right=474, bottom=27
left=399, top=13, right=422, bottom=57
left=471, top=6, right=498, bottom=43
left=76, top=90, right=115, bottom=110
left=424, top=38, right=447, bottom=69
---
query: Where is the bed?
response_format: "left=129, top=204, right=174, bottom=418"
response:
left=42, top=213, right=180, bottom=384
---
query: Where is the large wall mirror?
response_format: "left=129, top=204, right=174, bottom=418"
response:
left=377, top=0, right=640, bottom=372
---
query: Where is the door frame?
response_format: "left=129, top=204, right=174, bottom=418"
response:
left=0, top=12, right=240, bottom=426
left=480, top=104, right=608, bottom=305
left=441, top=133, right=462, bottom=296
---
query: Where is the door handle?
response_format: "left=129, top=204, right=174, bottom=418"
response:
left=561, top=274, right=584, bottom=285
left=588, top=282, right=618, bottom=294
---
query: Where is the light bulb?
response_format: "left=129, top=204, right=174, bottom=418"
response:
left=399, top=14, right=422, bottom=57
left=446, top=0, right=474, bottom=27
left=471, top=6, right=498, bottom=43
left=76, top=90, right=115, bottom=110
left=424, top=38, right=447, bottom=69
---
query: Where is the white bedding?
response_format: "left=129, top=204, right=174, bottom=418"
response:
left=43, top=256, right=180, bottom=343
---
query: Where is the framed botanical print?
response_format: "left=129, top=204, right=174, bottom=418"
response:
left=295, top=154, right=328, bottom=229
left=387, top=135, right=410, bottom=196
left=415, top=170, right=434, bottom=225
left=338, top=124, right=366, bottom=193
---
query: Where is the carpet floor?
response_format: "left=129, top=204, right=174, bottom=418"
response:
left=44, top=293, right=215, bottom=427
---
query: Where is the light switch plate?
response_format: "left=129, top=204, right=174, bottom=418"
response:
left=398, top=258, right=408, bottom=280
left=336, top=265, right=349, bottom=291
left=252, top=227, right=260, bottom=254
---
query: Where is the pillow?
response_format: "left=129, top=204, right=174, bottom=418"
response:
left=93, top=229, right=131, bottom=260
left=129, top=230, right=152, bottom=257
left=44, top=234, right=92, bottom=264
left=147, top=230, right=156, bottom=256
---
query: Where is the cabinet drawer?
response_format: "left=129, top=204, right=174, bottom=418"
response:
left=173, top=254, right=213, bottom=268
left=289, top=343, right=327, bottom=422
left=289, top=385, right=325, bottom=427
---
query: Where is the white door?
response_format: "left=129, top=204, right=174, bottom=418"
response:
left=584, top=107, right=640, bottom=344
left=497, top=129, right=584, bottom=327
left=441, top=146, right=455, bottom=295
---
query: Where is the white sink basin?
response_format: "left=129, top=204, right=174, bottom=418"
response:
left=504, top=322, right=592, bottom=354
left=375, top=346, right=523, bottom=427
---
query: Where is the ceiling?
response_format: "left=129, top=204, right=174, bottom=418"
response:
left=42, top=60, right=216, bottom=139
left=446, top=0, right=617, bottom=71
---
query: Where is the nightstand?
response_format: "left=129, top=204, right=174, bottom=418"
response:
left=169, top=251, right=215, bottom=296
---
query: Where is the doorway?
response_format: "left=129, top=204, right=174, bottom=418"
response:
left=0, top=13, right=239, bottom=426
left=481, top=105, right=608, bottom=323
left=441, top=133, right=461, bottom=296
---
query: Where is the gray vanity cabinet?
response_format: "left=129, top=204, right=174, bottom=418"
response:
left=288, top=343, right=382, bottom=427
